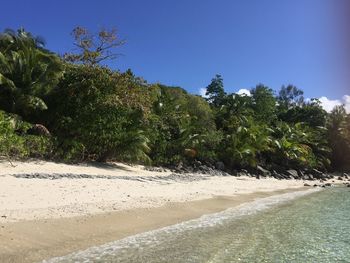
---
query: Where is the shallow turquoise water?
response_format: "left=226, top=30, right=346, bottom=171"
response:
left=46, top=188, right=350, bottom=263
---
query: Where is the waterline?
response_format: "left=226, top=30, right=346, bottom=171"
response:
left=44, top=188, right=325, bottom=263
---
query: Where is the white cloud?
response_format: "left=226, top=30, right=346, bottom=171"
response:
left=318, top=95, right=350, bottom=113
left=199, top=88, right=208, bottom=97
left=318, top=97, right=342, bottom=112
left=236, top=89, right=251, bottom=96
left=343, top=95, right=350, bottom=113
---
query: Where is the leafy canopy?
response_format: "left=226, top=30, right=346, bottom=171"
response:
left=0, top=28, right=63, bottom=119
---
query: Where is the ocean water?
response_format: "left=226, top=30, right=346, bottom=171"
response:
left=45, top=187, right=350, bottom=263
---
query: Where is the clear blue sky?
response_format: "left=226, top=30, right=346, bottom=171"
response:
left=2, top=0, right=348, bottom=99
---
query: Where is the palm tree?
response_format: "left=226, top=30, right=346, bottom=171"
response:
left=327, top=105, right=350, bottom=170
left=0, top=28, right=63, bottom=119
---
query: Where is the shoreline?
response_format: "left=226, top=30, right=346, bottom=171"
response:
left=0, top=160, right=346, bottom=262
left=1, top=188, right=308, bottom=263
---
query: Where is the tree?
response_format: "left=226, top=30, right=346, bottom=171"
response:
left=277, top=85, right=304, bottom=109
left=278, top=99, right=327, bottom=127
left=64, top=26, right=125, bottom=65
left=147, top=85, right=193, bottom=164
left=270, top=122, right=330, bottom=170
left=215, top=93, right=253, bottom=131
left=327, top=105, right=350, bottom=170
left=251, top=84, right=276, bottom=123
left=0, top=28, right=63, bottom=119
left=220, top=115, right=271, bottom=168
left=205, top=74, right=226, bottom=107
left=45, top=65, right=151, bottom=162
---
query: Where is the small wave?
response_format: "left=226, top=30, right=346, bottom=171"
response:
left=44, top=188, right=320, bottom=263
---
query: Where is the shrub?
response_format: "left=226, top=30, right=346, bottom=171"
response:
left=0, top=111, right=52, bottom=159
left=45, top=64, right=151, bottom=163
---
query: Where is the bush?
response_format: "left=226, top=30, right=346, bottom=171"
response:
left=45, top=64, right=152, bottom=163
left=0, top=111, right=52, bottom=159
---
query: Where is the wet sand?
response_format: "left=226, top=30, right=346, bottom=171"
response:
left=0, top=188, right=306, bottom=263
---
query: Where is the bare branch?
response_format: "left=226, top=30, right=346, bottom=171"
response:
left=65, top=26, right=125, bottom=65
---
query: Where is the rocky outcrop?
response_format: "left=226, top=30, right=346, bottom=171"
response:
left=27, top=124, right=51, bottom=137
left=256, top=166, right=271, bottom=177
left=143, top=166, right=167, bottom=172
left=215, top=161, right=225, bottom=171
left=286, top=170, right=299, bottom=179
left=148, top=162, right=341, bottom=182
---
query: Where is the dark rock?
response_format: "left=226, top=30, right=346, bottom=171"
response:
left=297, top=170, right=305, bottom=178
left=310, top=169, right=325, bottom=179
left=144, top=166, right=164, bottom=172
left=256, top=166, right=271, bottom=177
left=230, top=170, right=238, bottom=176
left=286, top=170, right=299, bottom=179
left=215, top=161, right=225, bottom=171
left=324, top=183, right=332, bottom=187
left=303, top=174, right=313, bottom=180
left=193, top=160, right=202, bottom=167
left=198, top=165, right=208, bottom=171
left=271, top=170, right=283, bottom=180
left=182, top=166, right=192, bottom=173
left=338, top=177, right=343, bottom=181
left=313, top=184, right=318, bottom=187
left=174, top=168, right=184, bottom=174
left=304, top=183, right=311, bottom=187
left=237, top=171, right=247, bottom=177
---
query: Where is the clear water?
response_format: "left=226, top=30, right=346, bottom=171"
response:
left=45, top=188, right=350, bottom=263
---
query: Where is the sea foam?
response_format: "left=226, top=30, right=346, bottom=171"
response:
left=44, top=188, right=320, bottom=263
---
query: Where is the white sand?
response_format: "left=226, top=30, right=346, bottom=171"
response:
left=0, top=160, right=318, bottom=223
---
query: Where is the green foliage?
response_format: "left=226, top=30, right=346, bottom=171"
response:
left=327, top=105, right=350, bottom=170
left=0, top=111, right=26, bottom=158
left=205, top=74, right=226, bottom=107
left=45, top=64, right=151, bottom=163
left=0, top=28, right=63, bottom=119
left=278, top=98, right=327, bottom=127
left=221, top=116, right=272, bottom=168
left=0, top=27, right=347, bottom=172
left=251, top=84, right=277, bottom=123
left=147, top=85, right=218, bottom=165
left=215, top=93, right=253, bottom=130
left=0, top=111, right=51, bottom=159
left=270, top=122, right=330, bottom=170
left=277, top=85, right=304, bottom=109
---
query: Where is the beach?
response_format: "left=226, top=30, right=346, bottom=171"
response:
left=0, top=160, right=341, bottom=262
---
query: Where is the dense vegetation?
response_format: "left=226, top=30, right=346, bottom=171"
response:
left=1, top=28, right=349, bottom=172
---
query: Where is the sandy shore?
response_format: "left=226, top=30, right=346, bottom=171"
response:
left=0, top=160, right=335, bottom=262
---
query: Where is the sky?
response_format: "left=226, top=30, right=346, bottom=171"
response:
left=1, top=0, right=349, bottom=111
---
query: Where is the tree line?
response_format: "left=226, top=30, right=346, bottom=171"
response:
left=0, top=28, right=349, bottom=172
